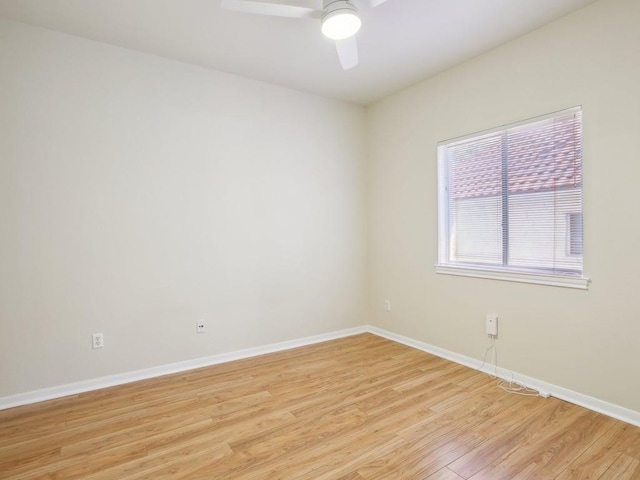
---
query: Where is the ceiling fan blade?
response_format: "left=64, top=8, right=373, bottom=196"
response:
left=220, top=0, right=320, bottom=19
left=335, top=37, right=358, bottom=70
left=365, top=0, right=389, bottom=7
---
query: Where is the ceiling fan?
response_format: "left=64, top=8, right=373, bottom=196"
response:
left=219, top=0, right=389, bottom=70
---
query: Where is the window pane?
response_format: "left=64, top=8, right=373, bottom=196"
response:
left=446, top=134, right=503, bottom=266
left=506, top=112, right=583, bottom=274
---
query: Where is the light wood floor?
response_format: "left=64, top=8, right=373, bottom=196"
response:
left=1, top=334, right=639, bottom=479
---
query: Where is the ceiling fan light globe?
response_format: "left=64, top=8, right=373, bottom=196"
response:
left=321, top=10, right=361, bottom=40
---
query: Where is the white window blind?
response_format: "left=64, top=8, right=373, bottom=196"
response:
left=437, top=107, right=586, bottom=287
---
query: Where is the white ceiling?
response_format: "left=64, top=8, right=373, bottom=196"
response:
left=0, top=0, right=597, bottom=105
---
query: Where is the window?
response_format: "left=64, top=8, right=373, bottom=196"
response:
left=437, top=107, right=588, bottom=289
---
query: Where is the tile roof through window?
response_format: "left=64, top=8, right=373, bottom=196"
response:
left=448, top=115, right=582, bottom=200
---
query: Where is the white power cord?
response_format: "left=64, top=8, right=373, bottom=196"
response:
left=480, top=335, right=545, bottom=398
left=498, top=375, right=541, bottom=397
left=479, top=335, right=498, bottom=378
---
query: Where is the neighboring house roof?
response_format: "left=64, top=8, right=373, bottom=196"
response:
left=449, top=115, right=582, bottom=200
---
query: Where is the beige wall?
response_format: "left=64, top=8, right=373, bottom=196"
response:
left=0, top=19, right=367, bottom=396
left=368, top=0, right=640, bottom=412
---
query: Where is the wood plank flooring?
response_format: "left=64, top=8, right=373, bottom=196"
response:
left=1, top=333, right=639, bottom=479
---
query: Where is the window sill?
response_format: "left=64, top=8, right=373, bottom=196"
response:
left=435, top=265, right=590, bottom=290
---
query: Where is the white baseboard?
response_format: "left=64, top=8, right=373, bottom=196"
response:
left=2, top=324, right=639, bottom=429
left=366, top=325, right=640, bottom=428
left=0, top=326, right=368, bottom=411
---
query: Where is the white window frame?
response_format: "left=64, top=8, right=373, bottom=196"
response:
left=436, top=107, right=590, bottom=290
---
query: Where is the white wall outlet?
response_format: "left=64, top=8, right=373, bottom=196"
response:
left=384, top=300, right=391, bottom=311
left=486, top=314, right=498, bottom=336
left=92, top=333, right=104, bottom=349
left=196, top=319, right=206, bottom=334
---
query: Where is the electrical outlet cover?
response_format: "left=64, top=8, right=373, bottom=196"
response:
left=486, top=314, right=498, bottom=336
left=92, top=333, right=104, bottom=349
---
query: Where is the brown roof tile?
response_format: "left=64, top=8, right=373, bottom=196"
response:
left=449, top=116, right=582, bottom=199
